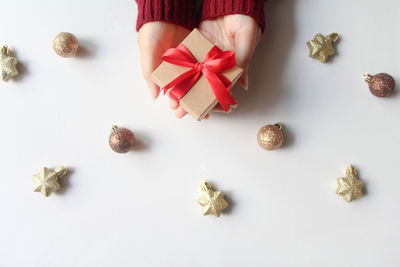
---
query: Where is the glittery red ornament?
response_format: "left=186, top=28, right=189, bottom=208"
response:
left=363, top=73, right=396, bottom=97
left=109, top=126, right=135, bottom=153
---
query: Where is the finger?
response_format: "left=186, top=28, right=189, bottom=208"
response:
left=138, top=35, right=161, bottom=100
left=175, top=106, right=187, bottom=119
left=212, top=104, right=232, bottom=113
left=141, top=54, right=161, bottom=100
left=169, top=99, right=179, bottom=110
left=239, top=69, right=249, bottom=91
left=234, top=28, right=260, bottom=90
left=146, top=80, right=160, bottom=100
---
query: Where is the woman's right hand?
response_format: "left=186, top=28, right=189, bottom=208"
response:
left=137, top=22, right=190, bottom=118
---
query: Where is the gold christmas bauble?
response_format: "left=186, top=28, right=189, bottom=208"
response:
left=53, top=32, right=79, bottom=58
left=257, top=123, right=284, bottom=150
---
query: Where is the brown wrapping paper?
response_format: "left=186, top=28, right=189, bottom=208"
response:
left=151, top=29, right=243, bottom=121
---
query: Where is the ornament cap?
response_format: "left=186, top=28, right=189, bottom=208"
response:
left=200, top=180, right=212, bottom=192
left=362, top=74, right=372, bottom=83
left=328, top=33, right=339, bottom=42
left=346, top=165, right=358, bottom=177
left=273, top=123, right=283, bottom=130
left=55, top=166, right=68, bottom=177
left=111, top=125, right=119, bottom=132
left=1, top=45, right=10, bottom=56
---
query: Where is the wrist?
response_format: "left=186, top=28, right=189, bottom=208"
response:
left=200, top=0, right=266, bottom=33
left=136, top=0, right=198, bottom=31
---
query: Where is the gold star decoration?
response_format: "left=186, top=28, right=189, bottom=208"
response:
left=336, top=165, right=365, bottom=202
left=307, top=33, right=339, bottom=62
left=197, top=180, right=228, bottom=217
left=32, top=166, right=68, bottom=197
left=0, top=45, right=19, bottom=82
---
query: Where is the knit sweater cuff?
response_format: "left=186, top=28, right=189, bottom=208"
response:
left=200, top=0, right=266, bottom=33
left=136, top=0, right=198, bottom=31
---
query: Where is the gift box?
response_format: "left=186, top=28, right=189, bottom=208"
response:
left=151, top=29, right=243, bottom=121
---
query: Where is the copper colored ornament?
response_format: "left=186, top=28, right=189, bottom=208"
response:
left=109, top=125, right=135, bottom=153
left=257, top=123, right=284, bottom=150
left=363, top=73, right=395, bottom=97
left=53, top=32, right=79, bottom=57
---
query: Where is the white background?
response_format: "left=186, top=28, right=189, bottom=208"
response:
left=1, top=0, right=400, bottom=266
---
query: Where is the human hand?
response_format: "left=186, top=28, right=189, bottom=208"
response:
left=138, top=16, right=261, bottom=119
left=199, top=14, right=262, bottom=91
left=137, top=22, right=190, bottom=118
left=171, top=15, right=262, bottom=118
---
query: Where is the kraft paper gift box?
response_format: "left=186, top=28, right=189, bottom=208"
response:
left=151, top=28, right=243, bottom=121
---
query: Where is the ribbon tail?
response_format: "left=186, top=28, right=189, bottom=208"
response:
left=203, top=69, right=236, bottom=112
left=163, top=70, right=201, bottom=102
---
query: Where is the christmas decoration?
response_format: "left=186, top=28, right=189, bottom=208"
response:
left=336, top=165, right=365, bottom=202
left=0, top=45, right=19, bottom=82
left=32, top=166, right=68, bottom=197
left=363, top=73, right=396, bottom=97
left=109, top=125, right=135, bottom=153
left=307, top=33, right=339, bottom=62
left=53, top=32, right=79, bottom=58
left=152, top=29, right=243, bottom=120
left=257, top=123, right=284, bottom=150
left=198, top=180, right=228, bottom=217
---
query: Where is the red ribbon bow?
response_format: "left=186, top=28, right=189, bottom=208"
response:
left=161, top=43, right=237, bottom=112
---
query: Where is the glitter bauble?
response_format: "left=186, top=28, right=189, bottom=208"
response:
left=53, top=32, right=79, bottom=58
left=363, top=73, right=395, bottom=97
left=257, top=123, right=284, bottom=151
left=109, top=126, right=135, bottom=153
left=1, top=45, right=19, bottom=82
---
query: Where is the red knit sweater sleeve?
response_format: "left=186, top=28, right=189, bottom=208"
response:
left=135, top=0, right=198, bottom=31
left=200, top=0, right=266, bottom=32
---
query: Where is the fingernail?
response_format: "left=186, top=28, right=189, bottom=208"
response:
left=240, top=77, right=249, bottom=90
left=243, top=76, right=249, bottom=90
left=150, top=90, right=158, bottom=101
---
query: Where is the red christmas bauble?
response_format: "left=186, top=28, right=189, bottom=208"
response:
left=364, top=73, right=396, bottom=97
left=109, top=126, right=135, bottom=153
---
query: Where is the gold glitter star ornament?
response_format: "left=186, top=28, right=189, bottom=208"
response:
left=307, top=33, right=339, bottom=62
left=336, top=165, right=365, bottom=202
left=0, top=45, right=19, bottom=82
left=198, top=180, right=228, bottom=217
left=32, top=166, right=68, bottom=197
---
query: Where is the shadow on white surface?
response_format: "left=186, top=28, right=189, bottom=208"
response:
left=10, top=48, right=29, bottom=82
left=215, top=0, right=296, bottom=119
left=131, top=131, right=152, bottom=152
left=280, top=123, right=295, bottom=149
left=325, top=36, right=341, bottom=64
left=356, top=166, right=369, bottom=197
left=77, top=38, right=98, bottom=59
left=56, top=167, right=75, bottom=195
left=222, top=190, right=235, bottom=215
